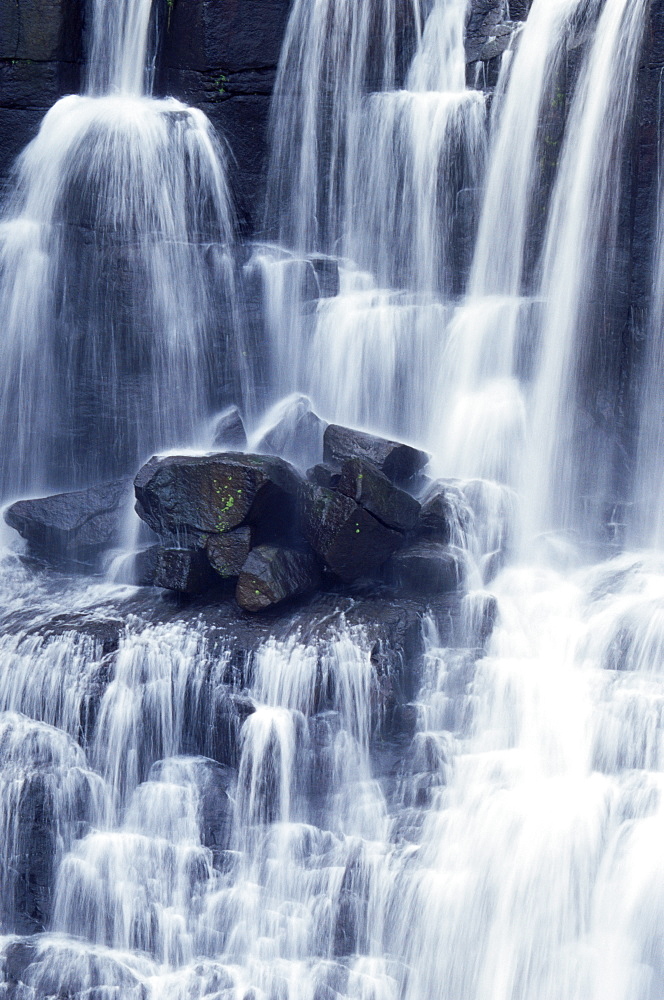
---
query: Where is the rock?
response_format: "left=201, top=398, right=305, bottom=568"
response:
left=4, top=478, right=132, bottom=570
left=418, top=481, right=471, bottom=543
left=127, top=544, right=161, bottom=586
left=236, top=545, right=321, bottom=612
left=310, top=255, right=340, bottom=298
left=206, top=527, right=252, bottom=579
left=306, top=464, right=340, bottom=488
left=389, top=541, right=464, bottom=594
left=134, top=453, right=302, bottom=544
left=337, top=458, right=420, bottom=532
left=300, top=483, right=403, bottom=582
left=323, top=424, right=430, bottom=485
left=212, top=405, right=247, bottom=450
left=463, top=590, right=499, bottom=646
left=255, top=394, right=327, bottom=469
left=149, top=756, right=235, bottom=859
left=153, top=547, right=217, bottom=595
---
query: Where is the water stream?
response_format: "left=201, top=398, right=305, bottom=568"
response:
left=0, top=0, right=664, bottom=998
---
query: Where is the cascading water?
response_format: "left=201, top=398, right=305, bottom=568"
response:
left=0, top=0, right=238, bottom=496
left=1, top=0, right=664, bottom=998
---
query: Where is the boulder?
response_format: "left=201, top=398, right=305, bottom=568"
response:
left=389, top=541, right=464, bottom=594
left=127, top=544, right=161, bottom=586
left=236, top=544, right=321, bottom=612
left=300, top=483, right=403, bottom=582
left=153, top=547, right=217, bottom=595
left=306, top=464, right=341, bottom=488
left=149, top=756, right=235, bottom=859
left=255, top=394, right=327, bottom=469
left=323, top=424, right=429, bottom=485
left=418, top=481, right=471, bottom=543
left=134, top=453, right=302, bottom=544
left=4, top=478, right=132, bottom=570
left=337, top=458, right=420, bottom=532
left=206, top=527, right=252, bottom=579
left=212, top=405, right=247, bottom=450
left=310, top=255, right=340, bottom=298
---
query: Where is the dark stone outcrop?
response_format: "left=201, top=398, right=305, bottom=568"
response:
left=236, top=544, right=321, bottom=611
left=255, top=395, right=327, bottom=469
left=4, top=478, right=132, bottom=570
left=153, top=547, right=218, bottom=594
left=206, top=526, right=252, bottom=578
left=418, top=481, right=470, bottom=542
left=323, top=425, right=430, bottom=486
left=212, top=405, right=247, bottom=450
left=149, top=756, right=234, bottom=859
left=337, top=458, right=420, bottom=532
left=134, top=452, right=302, bottom=543
left=300, top=483, right=403, bottom=582
left=389, top=541, right=464, bottom=594
left=307, top=464, right=341, bottom=489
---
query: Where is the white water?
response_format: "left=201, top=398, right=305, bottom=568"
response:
left=0, top=0, right=664, bottom=997
left=0, top=0, right=237, bottom=497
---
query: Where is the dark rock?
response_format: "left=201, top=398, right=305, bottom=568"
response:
left=3, top=939, right=37, bottom=985
left=389, top=541, right=464, bottom=595
left=418, top=481, right=471, bottom=543
left=212, top=405, right=247, bottom=450
left=310, top=256, right=340, bottom=298
left=206, top=527, right=252, bottom=578
left=300, top=483, right=403, bottom=582
left=153, top=547, right=217, bottom=595
left=323, top=424, right=430, bottom=485
left=256, top=395, right=327, bottom=469
left=150, top=756, right=235, bottom=858
left=127, top=544, right=161, bottom=587
left=337, top=458, right=420, bottom=532
left=306, top=464, right=341, bottom=489
left=236, top=544, right=321, bottom=611
left=33, top=614, right=124, bottom=656
left=4, top=479, right=133, bottom=570
left=134, top=453, right=302, bottom=544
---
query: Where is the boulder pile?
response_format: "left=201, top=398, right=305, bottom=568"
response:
left=4, top=420, right=472, bottom=613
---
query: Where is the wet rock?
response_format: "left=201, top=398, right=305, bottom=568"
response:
left=310, top=255, right=340, bottom=298
left=301, top=483, right=403, bottom=582
left=150, top=757, right=234, bottom=858
left=307, top=464, right=341, bottom=489
left=212, top=405, right=247, bottom=450
left=255, top=395, right=327, bottom=469
left=463, top=590, right=499, bottom=647
left=206, top=527, right=252, bottom=579
left=418, top=481, right=470, bottom=543
left=389, top=541, right=464, bottom=594
left=323, top=424, right=430, bottom=485
left=153, top=547, right=217, bottom=595
left=34, top=613, right=124, bottom=656
left=134, top=453, right=302, bottom=545
left=127, top=544, right=161, bottom=587
left=236, top=544, right=322, bottom=612
left=337, top=458, right=420, bottom=532
left=4, top=479, right=133, bottom=570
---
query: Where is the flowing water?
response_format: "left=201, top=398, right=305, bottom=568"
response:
left=1, top=0, right=664, bottom=998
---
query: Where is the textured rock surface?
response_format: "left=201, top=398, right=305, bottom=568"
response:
left=236, top=544, right=321, bottom=611
left=153, top=546, right=218, bottom=594
left=323, top=425, right=430, bottom=486
left=337, top=458, right=420, bottom=532
left=389, top=540, right=464, bottom=594
left=212, top=405, right=247, bottom=450
left=206, top=526, right=252, bottom=578
left=300, top=483, right=403, bottom=582
left=134, top=453, right=302, bottom=541
left=4, top=479, right=132, bottom=569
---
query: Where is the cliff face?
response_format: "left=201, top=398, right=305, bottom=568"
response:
left=0, top=0, right=662, bottom=313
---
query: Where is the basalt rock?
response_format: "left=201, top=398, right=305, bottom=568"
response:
left=418, top=481, right=471, bottom=543
left=212, top=405, right=247, bottom=450
left=323, top=424, right=430, bottom=486
left=306, top=464, right=341, bottom=489
left=236, top=544, right=321, bottom=612
left=4, top=478, right=133, bottom=570
left=389, top=540, right=464, bottom=595
left=337, top=458, right=420, bottom=532
left=255, top=395, right=327, bottom=469
left=134, top=453, right=302, bottom=546
left=300, top=483, right=403, bottom=582
left=206, top=527, right=252, bottom=579
left=153, top=547, right=218, bottom=595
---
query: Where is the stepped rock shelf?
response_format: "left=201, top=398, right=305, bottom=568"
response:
left=5, top=422, right=488, bottom=618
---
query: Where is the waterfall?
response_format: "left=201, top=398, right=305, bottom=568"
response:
left=0, top=0, right=237, bottom=497
left=2, top=0, right=664, bottom=997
